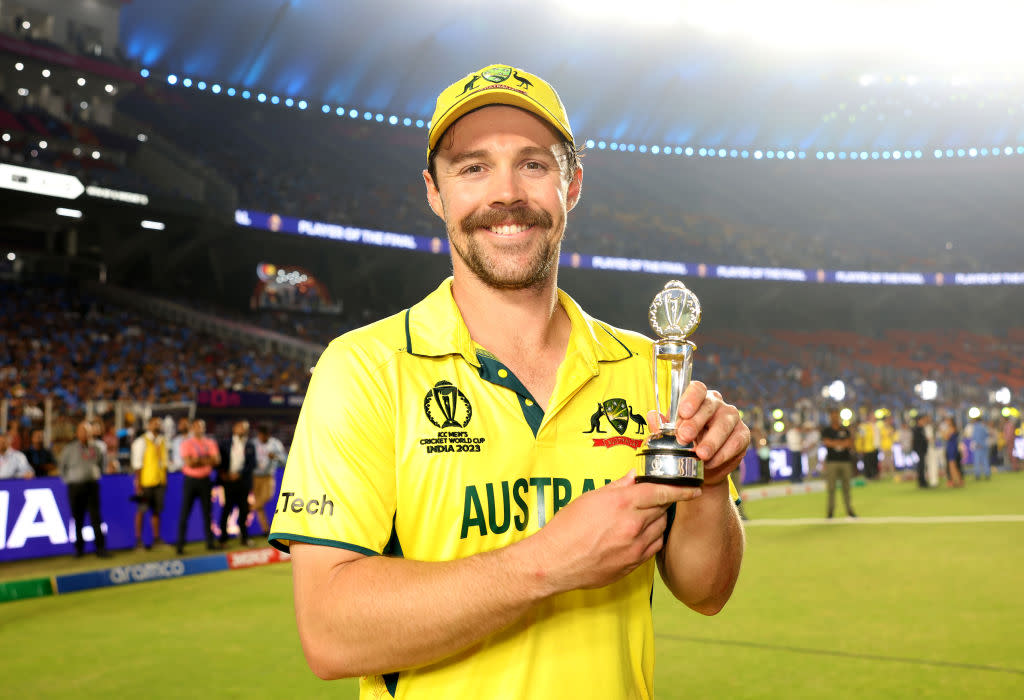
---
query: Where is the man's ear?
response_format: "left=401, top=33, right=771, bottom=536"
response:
left=566, top=166, right=583, bottom=213
left=423, top=169, right=445, bottom=220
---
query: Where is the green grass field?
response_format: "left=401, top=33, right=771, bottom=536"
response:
left=3, top=472, right=1022, bottom=699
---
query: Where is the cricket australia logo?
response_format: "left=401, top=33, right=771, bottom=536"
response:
left=421, top=381, right=486, bottom=454
left=583, top=398, right=646, bottom=449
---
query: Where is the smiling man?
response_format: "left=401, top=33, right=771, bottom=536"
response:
left=271, top=64, right=748, bottom=700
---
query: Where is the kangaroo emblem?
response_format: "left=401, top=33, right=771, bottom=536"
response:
left=512, top=70, right=534, bottom=89
left=459, top=75, right=481, bottom=95
left=628, top=406, right=647, bottom=435
left=582, top=403, right=606, bottom=434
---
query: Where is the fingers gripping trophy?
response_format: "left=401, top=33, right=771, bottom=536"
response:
left=636, top=280, right=704, bottom=486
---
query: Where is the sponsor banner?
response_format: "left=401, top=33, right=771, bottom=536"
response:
left=196, top=388, right=303, bottom=409
left=226, top=546, right=290, bottom=570
left=234, top=209, right=1024, bottom=286
left=54, top=554, right=227, bottom=594
left=0, top=576, right=54, bottom=604
left=0, top=470, right=284, bottom=563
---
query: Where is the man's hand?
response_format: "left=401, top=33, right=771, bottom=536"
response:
left=661, top=380, right=750, bottom=486
left=526, top=471, right=702, bottom=596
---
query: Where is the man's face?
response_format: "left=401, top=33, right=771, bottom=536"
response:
left=0, top=434, right=8, bottom=452
left=234, top=421, right=249, bottom=437
left=148, top=417, right=161, bottom=434
left=76, top=423, right=91, bottom=443
left=424, top=106, right=581, bottom=291
left=192, top=420, right=206, bottom=437
left=31, top=430, right=43, bottom=447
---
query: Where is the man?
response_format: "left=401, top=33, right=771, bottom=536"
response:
left=168, top=416, right=191, bottom=473
left=176, top=418, right=220, bottom=554
left=785, top=421, right=804, bottom=482
left=130, top=415, right=169, bottom=549
left=856, top=413, right=880, bottom=479
left=877, top=413, right=896, bottom=479
left=270, top=64, right=748, bottom=699
left=58, top=421, right=110, bottom=557
left=252, top=424, right=286, bottom=536
left=0, top=431, right=34, bottom=479
left=821, top=409, right=857, bottom=518
left=23, top=429, right=56, bottom=477
left=911, top=414, right=931, bottom=488
left=217, top=420, right=256, bottom=547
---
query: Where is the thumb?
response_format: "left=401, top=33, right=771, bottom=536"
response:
left=611, top=468, right=637, bottom=486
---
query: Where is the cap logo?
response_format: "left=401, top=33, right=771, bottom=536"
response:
left=481, top=66, right=512, bottom=83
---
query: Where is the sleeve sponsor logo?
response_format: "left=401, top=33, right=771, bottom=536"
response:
left=276, top=491, right=334, bottom=516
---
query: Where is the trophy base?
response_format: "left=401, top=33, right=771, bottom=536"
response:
left=636, top=432, right=704, bottom=486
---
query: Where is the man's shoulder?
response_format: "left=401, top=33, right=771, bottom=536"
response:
left=316, top=309, right=412, bottom=370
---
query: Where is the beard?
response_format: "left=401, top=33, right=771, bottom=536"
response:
left=447, top=205, right=562, bottom=291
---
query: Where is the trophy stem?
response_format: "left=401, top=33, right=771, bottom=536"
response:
left=654, top=340, right=695, bottom=433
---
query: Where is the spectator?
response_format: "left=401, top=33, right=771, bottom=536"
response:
left=821, top=409, right=857, bottom=518
left=252, top=424, right=286, bottom=536
left=176, top=418, right=220, bottom=554
left=217, top=420, right=255, bottom=548
left=58, top=421, right=110, bottom=557
left=22, top=429, right=55, bottom=477
left=0, top=431, right=34, bottom=479
left=130, top=415, right=169, bottom=549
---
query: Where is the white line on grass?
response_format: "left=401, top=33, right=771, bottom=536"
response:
left=745, top=514, right=1024, bottom=526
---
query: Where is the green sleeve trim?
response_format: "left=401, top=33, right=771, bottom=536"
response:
left=404, top=309, right=413, bottom=353
left=268, top=533, right=379, bottom=557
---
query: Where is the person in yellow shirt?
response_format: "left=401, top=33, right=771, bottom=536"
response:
left=130, top=415, right=169, bottom=549
left=271, top=63, right=748, bottom=700
left=877, top=413, right=896, bottom=478
left=856, top=413, right=880, bottom=479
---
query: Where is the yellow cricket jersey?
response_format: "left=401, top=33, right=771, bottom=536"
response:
left=271, top=278, right=738, bottom=700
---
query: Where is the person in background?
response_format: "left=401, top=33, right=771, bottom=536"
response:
left=785, top=421, right=804, bottom=483
left=821, top=409, right=857, bottom=518
left=23, top=429, right=56, bottom=477
left=0, top=431, right=34, bottom=479
left=942, top=417, right=964, bottom=488
left=58, top=421, right=110, bottom=557
left=856, top=413, right=879, bottom=479
left=130, top=415, right=169, bottom=549
left=968, top=415, right=990, bottom=481
left=168, top=416, right=191, bottom=473
left=802, top=420, right=822, bottom=477
left=877, top=413, right=896, bottom=479
left=1002, top=417, right=1020, bottom=471
left=176, top=418, right=220, bottom=554
left=251, top=424, right=287, bottom=536
left=217, top=420, right=256, bottom=547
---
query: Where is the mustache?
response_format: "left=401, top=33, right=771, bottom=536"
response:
left=460, top=206, right=553, bottom=234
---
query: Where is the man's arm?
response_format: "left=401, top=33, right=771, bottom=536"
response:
left=290, top=472, right=700, bottom=680
left=654, top=381, right=748, bottom=615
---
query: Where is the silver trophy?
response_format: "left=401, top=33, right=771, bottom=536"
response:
left=636, top=280, right=704, bottom=486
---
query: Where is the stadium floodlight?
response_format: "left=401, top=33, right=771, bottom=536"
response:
left=840, top=408, right=854, bottom=423
left=1, top=133, right=9, bottom=142
left=388, top=115, right=397, bottom=124
left=685, top=146, right=694, bottom=156
left=270, top=95, right=279, bottom=104
left=415, top=119, right=424, bottom=128
left=827, top=380, right=846, bottom=401
left=968, top=147, right=978, bottom=157
left=17, top=88, right=29, bottom=97
left=77, top=77, right=86, bottom=86
left=91, top=150, right=100, bottom=159
left=403, top=117, right=412, bottom=126
left=6, top=252, right=14, bottom=261
left=298, top=101, right=307, bottom=110
left=212, top=84, right=221, bottom=94
left=639, top=145, right=648, bottom=153
left=994, top=387, right=1012, bottom=405
left=56, top=208, right=83, bottom=219
left=322, top=104, right=330, bottom=113
left=598, top=141, right=606, bottom=149
left=968, top=406, right=983, bottom=419
left=182, top=78, right=192, bottom=88
left=41, top=68, right=50, bottom=78
left=15, top=62, right=24, bottom=71
left=916, top=380, right=938, bottom=401
left=257, top=93, right=267, bottom=102
left=140, top=68, right=149, bottom=78
left=285, top=98, right=294, bottom=107
left=651, top=145, right=659, bottom=154
left=227, top=87, right=236, bottom=96
left=350, top=109, right=359, bottom=118
left=141, top=220, right=165, bottom=231
left=197, top=81, right=206, bottom=91
left=39, top=140, right=47, bottom=149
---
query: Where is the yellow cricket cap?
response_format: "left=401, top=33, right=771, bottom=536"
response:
left=427, top=64, right=574, bottom=161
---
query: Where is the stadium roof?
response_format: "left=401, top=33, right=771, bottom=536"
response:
left=119, top=0, right=1024, bottom=155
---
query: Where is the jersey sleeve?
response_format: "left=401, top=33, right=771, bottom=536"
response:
left=269, top=338, right=397, bottom=556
